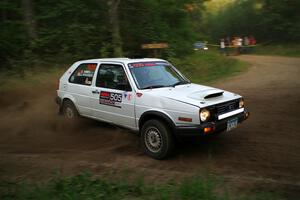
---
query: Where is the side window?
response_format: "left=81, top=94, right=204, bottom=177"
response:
left=96, top=64, right=132, bottom=91
left=69, top=63, right=97, bottom=86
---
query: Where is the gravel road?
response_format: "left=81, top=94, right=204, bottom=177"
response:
left=1, top=55, right=299, bottom=198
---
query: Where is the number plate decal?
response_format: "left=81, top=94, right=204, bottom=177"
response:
left=99, top=91, right=122, bottom=108
left=227, top=118, right=238, bottom=132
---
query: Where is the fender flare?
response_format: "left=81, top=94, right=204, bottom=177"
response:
left=138, top=110, right=176, bottom=131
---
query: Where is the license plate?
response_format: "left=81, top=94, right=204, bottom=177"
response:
left=227, top=118, right=238, bottom=132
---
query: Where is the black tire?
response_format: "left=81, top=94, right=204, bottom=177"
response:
left=140, top=119, right=175, bottom=159
left=62, top=100, right=79, bottom=120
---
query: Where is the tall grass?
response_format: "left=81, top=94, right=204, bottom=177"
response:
left=0, top=65, right=67, bottom=91
left=0, top=172, right=281, bottom=200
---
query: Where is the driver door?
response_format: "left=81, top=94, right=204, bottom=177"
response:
left=90, top=63, right=136, bottom=129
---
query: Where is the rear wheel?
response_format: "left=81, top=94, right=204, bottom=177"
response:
left=62, top=100, right=79, bottom=120
left=141, top=119, right=175, bottom=159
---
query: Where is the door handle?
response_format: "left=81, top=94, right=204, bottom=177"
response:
left=92, top=90, right=99, bottom=94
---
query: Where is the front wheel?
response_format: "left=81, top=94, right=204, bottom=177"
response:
left=141, top=119, right=175, bottom=159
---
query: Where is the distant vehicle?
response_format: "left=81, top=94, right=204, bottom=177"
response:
left=193, top=41, right=208, bottom=50
left=56, top=58, right=249, bottom=159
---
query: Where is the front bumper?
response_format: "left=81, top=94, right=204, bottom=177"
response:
left=174, top=110, right=249, bottom=138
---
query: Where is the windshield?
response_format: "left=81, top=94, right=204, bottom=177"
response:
left=128, top=62, right=189, bottom=89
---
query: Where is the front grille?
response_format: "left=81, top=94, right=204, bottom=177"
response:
left=215, top=100, right=239, bottom=115
left=202, top=99, right=240, bottom=123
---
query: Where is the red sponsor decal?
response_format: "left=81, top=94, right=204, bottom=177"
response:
left=131, top=63, right=144, bottom=67
left=144, top=63, right=156, bottom=66
left=100, top=91, right=110, bottom=97
left=99, top=91, right=122, bottom=108
left=130, top=62, right=158, bottom=68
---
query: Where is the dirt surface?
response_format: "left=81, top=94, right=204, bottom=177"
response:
left=1, top=55, right=300, bottom=198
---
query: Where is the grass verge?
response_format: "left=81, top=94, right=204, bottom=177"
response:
left=253, top=44, right=300, bottom=57
left=0, top=172, right=281, bottom=200
left=169, top=51, right=249, bottom=84
left=0, top=65, right=67, bottom=91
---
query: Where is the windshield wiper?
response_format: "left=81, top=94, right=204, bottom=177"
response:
left=142, top=85, right=166, bottom=89
left=170, top=80, right=190, bottom=87
left=142, top=81, right=190, bottom=89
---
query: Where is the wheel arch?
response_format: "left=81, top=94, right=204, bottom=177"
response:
left=60, top=95, right=79, bottom=114
left=61, top=94, right=76, bottom=104
left=138, top=111, right=176, bottom=133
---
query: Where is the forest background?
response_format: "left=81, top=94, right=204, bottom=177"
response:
left=1, top=0, right=299, bottom=69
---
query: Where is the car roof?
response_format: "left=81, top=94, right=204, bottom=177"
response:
left=76, top=58, right=167, bottom=65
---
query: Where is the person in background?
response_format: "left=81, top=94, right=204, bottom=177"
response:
left=249, top=35, right=257, bottom=53
left=232, top=37, right=240, bottom=55
left=220, top=38, right=226, bottom=55
left=231, top=37, right=237, bottom=55
left=243, top=36, right=249, bottom=53
left=225, top=36, right=231, bottom=55
left=231, top=37, right=236, bottom=47
left=237, top=36, right=243, bottom=54
left=249, top=35, right=256, bottom=45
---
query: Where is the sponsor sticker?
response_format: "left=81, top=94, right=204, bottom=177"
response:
left=100, top=91, right=122, bottom=108
left=129, top=62, right=168, bottom=68
left=127, top=93, right=132, bottom=101
left=123, top=92, right=132, bottom=101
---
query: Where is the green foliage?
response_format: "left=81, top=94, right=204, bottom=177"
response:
left=34, top=0, right=110, bottom=60
left=0, top=0, right=300, bottom=69
left=0, top=0, right=199, bottom=69
left=2, top=0, right=299, bottom=71
left=0, top=172, right=282, bottom=200
left=119, top=0, right=198, bottom=57
left=0, top=1, right=28, bottom=67
left=177, top=176, right=226, bottom=200
left=202, top=0, right=300, bottom=43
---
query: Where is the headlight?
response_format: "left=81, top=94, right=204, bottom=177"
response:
left=239, top=98, right=245, bottom=108
left=200, top=108, right=210, bottom=122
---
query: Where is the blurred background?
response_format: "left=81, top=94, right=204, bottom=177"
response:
left=1, top=1, right=300, bottom=199
left=1, top=0, right=299, bottom=69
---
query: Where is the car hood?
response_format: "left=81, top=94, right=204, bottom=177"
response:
left=145, top=83, right=240, bottom=108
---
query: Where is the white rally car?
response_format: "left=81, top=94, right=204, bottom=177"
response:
left=56, top=58, right=249, bottom=159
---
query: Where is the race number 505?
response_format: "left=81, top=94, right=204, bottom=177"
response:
left=110, top=93, right=122, bottom=102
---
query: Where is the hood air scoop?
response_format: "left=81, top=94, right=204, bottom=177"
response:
left=204, top=91, right=224, bottom=99
left=188, top=89, right=224, bottom=100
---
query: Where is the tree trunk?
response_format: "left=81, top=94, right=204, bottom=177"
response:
left=107, top=0, right=123, bottom=57
left=21, top=0, right=37, bottom=40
